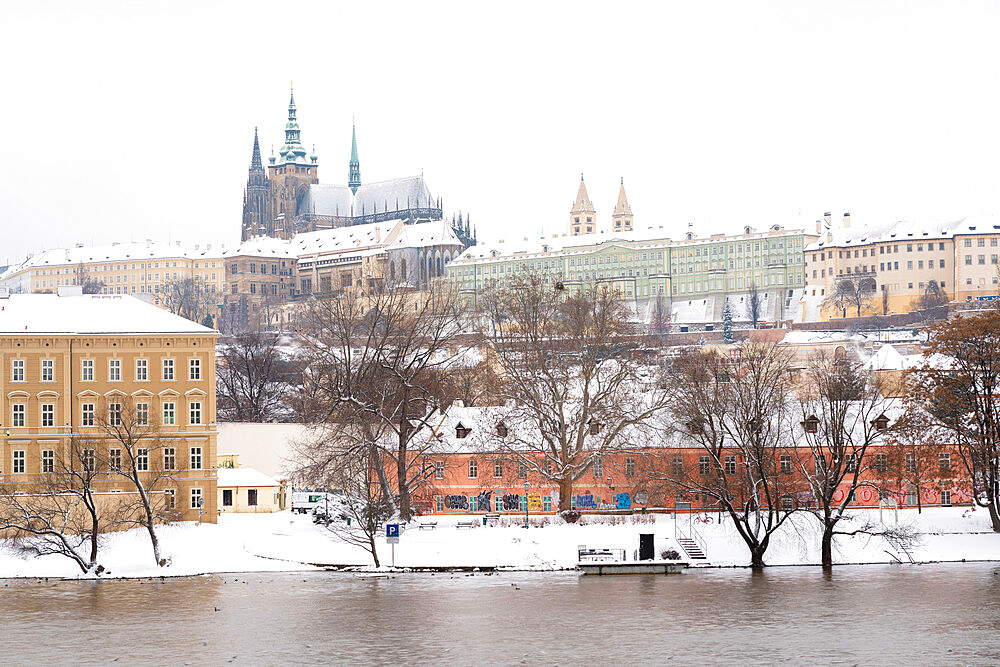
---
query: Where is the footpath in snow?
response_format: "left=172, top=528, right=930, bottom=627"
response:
left=0, top=507, right=998, bottom=579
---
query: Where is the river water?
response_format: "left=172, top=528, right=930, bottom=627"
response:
left=2, top=564, right=999, bottom=665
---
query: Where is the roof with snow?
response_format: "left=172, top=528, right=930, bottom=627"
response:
left=0, top=294, right=216, bottom=335
left=217, top=467, right=282, bottom=488
left=806, top=214, right=1000, bottom=252
left=300, top=176, right=436, bottom=219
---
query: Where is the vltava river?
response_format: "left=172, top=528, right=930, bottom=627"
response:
left=2, top=564, right=998, bottom=665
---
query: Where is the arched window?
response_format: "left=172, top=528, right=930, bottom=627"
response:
left=389, top=261, right=396, bottom=284
left=400, top=259, right=407, bottom=281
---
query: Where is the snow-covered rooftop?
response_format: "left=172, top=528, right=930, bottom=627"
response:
left=0, top=294, right=216, bottom=335
left=806, top=214, right=1000, bottom=251
left=217, top=467, right=282, bottom=488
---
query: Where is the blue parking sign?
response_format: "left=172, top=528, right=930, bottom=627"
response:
left=386, top=524, right=399, bottom=538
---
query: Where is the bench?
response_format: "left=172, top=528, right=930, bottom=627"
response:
left=456, top=520, right=477, bottom=529
left=417, top=522, right=437, bottom=531
left=484, top=513, right=501, bottom=526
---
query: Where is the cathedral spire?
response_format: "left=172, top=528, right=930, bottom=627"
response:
left=277, top=85, right=308, bottom=165
left=348, top=120, right=361, bottom=195
left=250, top=127, right=263, bottom=172
left=612, top=177, right=633, bottom=233
left=570, top=173, right=596, bottom=236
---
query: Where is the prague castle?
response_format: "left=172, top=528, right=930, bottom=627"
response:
left=241, top=89, right=475, bottom=248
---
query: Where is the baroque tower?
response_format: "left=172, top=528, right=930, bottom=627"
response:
left=570, top=174, right=596, bottom=236
left=611, top=177, right=633, bottom=233
left=267, top=87, right=319, bottom=237
left=241, top=127, right=271, bottom=241
left=348, top=121, right=361, bottom=195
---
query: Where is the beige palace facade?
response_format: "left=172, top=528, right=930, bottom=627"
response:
left=0, top=291, right=219, bottom=522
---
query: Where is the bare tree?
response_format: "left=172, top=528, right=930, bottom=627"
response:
left=476, top=272, right=670, bottom=511
left=913, top=279, right=948, bottom=311
left=75, top=262, right=106, bottom=294
left=745, top=282, right=762, bottom=328
left=95, top=398, right=174, bottom=567
left=0, top=438, right=107, bottom=574
left=884, top=409, right=954, bottom=514
left=908, top=310, right=1000, bottom=531
left=295, top=283, right=461, bottom=521
left=217, top=331, right=292, bottom=422
left=795, top=354, right=892, bottom=566
left=663, top=343, right=799, bottom=567
left=163, top=277, right=216, bottom=324
left=824, top=276, right=875, bottom=319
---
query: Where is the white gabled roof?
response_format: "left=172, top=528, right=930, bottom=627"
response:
left=806, top=214, right=1000, bottom=252
left=217, top=467, right=282, bottom=488
left=0, top=294, right=216, bottom=335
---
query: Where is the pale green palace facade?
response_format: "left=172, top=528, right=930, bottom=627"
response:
left=448, top=224, right=817, bottom=322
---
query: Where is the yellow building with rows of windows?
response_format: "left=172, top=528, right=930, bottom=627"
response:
left=802, top=213, right=1000, bottom=320
left=0, top=290, right=219, bottom=522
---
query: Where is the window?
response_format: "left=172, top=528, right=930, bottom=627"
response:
left=939, top=452, right=951, bottom=472
left=469, top=495, right=478, bottom=512
left=906, top=486, right=918, bottom=506
left=109, top=402, right=122, bottom=426
left=698, top=456, right=710, bottom=475
left=247, top=489, right=258, bottom=506
left=455, top=423, right=471, bottom=438
left=802, top=416, right=819, bottom=434
left=435, top=496, right=444, bottom=512
left=83, top=449, right=95, bottom=472
left=11, top=404, right=25, bottom=427
left=108, top=359, right=121, bottom=382
left=41, top=450, right=54, bottom=473
left=781, top=495, right=794, bottom=511
left=494, top=461, right=503, bottom=478
left=625, top=457, right=636, bottom=477
left=190, top=488, right=203, bottom=509
left=183, top=446, right=203, bottom=472
left=13, top=450, right=25, bottom=474
left=671, top=456, right=684, bottom=476
left=81, top=359, right=94, bottom=381
left=940, top=489, right=952, bottom=506
left=41, top=403, right=54, bottom=427
left=11, top=359, right=24, bottom=382
left=780, top=455, right=792, bottom=474
left=41, top=359, right=54, bottom=382
left=222, top=489, right=233, bottom=507
left=519, top=461, right=528, bottom=478
left=136, top=449, right=149, bottom=471
left=724, top=455, right=737, bottom=475
left=165, top=489, right=176, bottom=509
left=468, top=459, right=478, bottom=478
left=162, top=359, right=175, bottom=381
left=163, top=402, right=175, bottom=425
left=431, top=461, right=444, bottom=479
left=109, top=449, right=122, bottom=470
left=905, top=453, right=916, bottom=473
left=135, top=359, right=148, bottom=381
left=163, top=447, right=175, bottom=470
left=496, top=422, right=508, bottom=438
left=592, top=457, right=603, bottom=478
left=189, top=401, right=202, bottom=425
left=845, top=454, right=857, bottom=473
left=135, top=402, right=149, bottom=426
left=875, top=453, right=887, bottom=474
left=189, top=358, right=201, bottom=381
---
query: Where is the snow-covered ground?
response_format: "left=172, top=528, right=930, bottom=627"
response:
left=1, top=507, right=997, bottom=579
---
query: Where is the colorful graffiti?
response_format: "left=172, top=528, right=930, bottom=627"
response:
left=527, top=493, right=543, bottom=511
left=502, top=494, right=521, bottom=511
left=574, top=493, right=598, bottom=509
left=477, top=490, right=493, bottom=510
left=616, top=493, right=631, bottom=510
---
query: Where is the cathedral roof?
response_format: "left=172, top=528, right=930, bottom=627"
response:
left=301, top=176, right=436, bottom=219
left=613, top=179, right=632, bottom=216
left=388, top=219, right=463, bottom=249
left=571, top=175, right=596, bottom=214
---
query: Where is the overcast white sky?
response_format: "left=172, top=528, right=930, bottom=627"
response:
left=2, top=1, right=999, bottom=263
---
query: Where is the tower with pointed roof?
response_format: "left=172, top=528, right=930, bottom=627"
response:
left=241, top=128, right=272, bottom=241
left=570, top=174, right=596, bottom=236
left=267, top=87, right=320, bottom=237
left=611, top=177, right=633, bottom=233
left=348, top=121, right=361, bottom=195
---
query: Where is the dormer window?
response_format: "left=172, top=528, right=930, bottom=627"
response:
left=455, top=422, right=471, bottom=439
left=872, top=414, right=890, bottom=432
left=687, top=420, right=704, bottom=434
left=802, top=416, right=820, bottom=434
left=588, top=420, right=602, bottom=435
left=496, top=422, right=508, bottom=438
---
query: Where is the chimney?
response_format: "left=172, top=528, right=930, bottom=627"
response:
left=843, top=212, right=851, bottom=229
left=815, top=220, right=822, bottom=235
left=375, top=226, right=381, bottom=243
left=823, top=212, right=832, bottom=228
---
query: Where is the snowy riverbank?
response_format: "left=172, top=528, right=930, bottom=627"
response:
left=1, top=507, right=998, bottom=579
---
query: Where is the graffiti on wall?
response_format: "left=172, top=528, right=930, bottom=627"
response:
left=574, top=494, right=598, bottom=509
left=444, top=495, right=469, bottom=510
left=527, top=493, right=543, bottom=511
left=502, top=494, right=521, bottom=511
left=616, top=493, right=631, bottom=510
left=477, top=490, right=493, bottom=510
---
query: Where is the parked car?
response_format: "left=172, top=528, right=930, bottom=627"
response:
left=291, top=491, right=330, bottom=515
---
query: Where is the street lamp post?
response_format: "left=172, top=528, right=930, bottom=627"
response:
left=523, top=481, right=530, bottom=529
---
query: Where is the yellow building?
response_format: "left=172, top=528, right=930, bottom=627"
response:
left=217, top=454, right=284, bottom=513
left=802, top=214, right=1000, bottom=320
left=0, top=290, right=219, bottom=522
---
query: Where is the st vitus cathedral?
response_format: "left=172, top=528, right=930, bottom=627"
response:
left=241, top=89, right=476, bottom=248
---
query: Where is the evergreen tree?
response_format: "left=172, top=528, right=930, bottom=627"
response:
left=722, top=300, right=734, bottom=344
